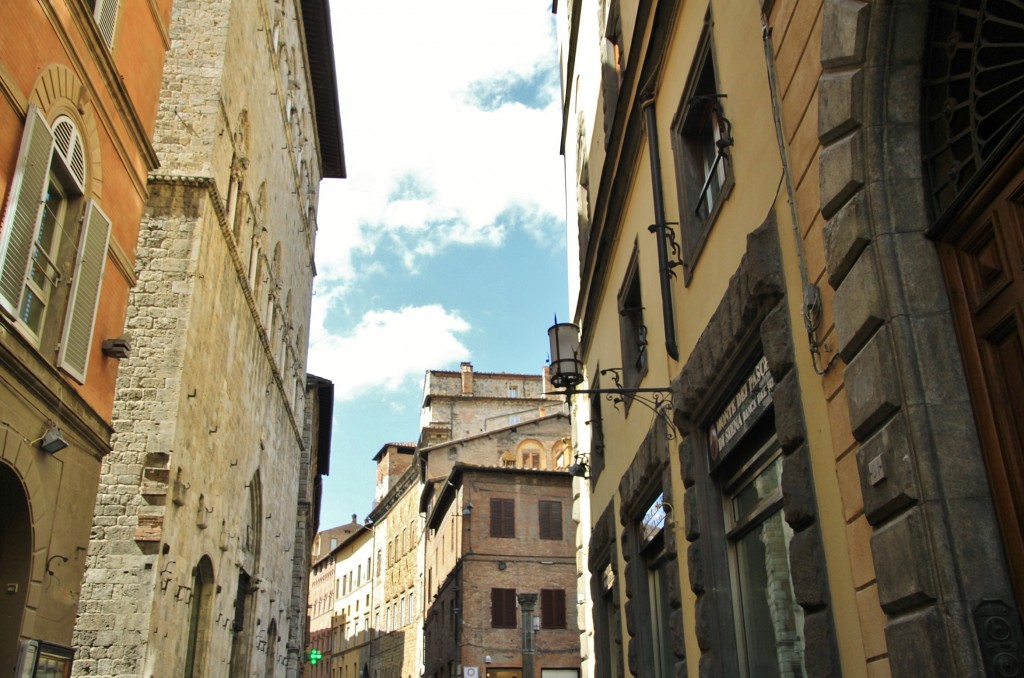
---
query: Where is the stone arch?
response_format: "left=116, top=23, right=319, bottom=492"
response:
left=184, top=555, right=215, bottom=678
left=264, top=618, right=278, bottom=677
left=516, top=438, right=544, bottom=469
left=0, top=460, right=31, bottom=672
left=234, top=109, right=251, bottom=158
left=0, top=429, right=47, bottom=638
left=272, top=242, right=282, bottom=281
left=551, top=438, right=570, bottom=470
left=817, top=1, right=1020, bottom=674
left=246, top=471, right=262, bottom=564
left=28, top=63, right=102, bottom=201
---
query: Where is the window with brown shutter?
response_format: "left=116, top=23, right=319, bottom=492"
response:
left=541, top=589, right=566, bottom=629
left=491, top=588, right=518, bottom=628
left=539, top=500, right=563, bottom=540
left=490, top=498, right=515, bottom=538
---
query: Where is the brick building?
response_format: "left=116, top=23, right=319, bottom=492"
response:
left=333, top=365, right=574, bottom=678
left=555, top=0, right=1024, bottom=675
left=417, top=364, right=575, bottom=678
left=421, top=456, right=578, bottom=678
left=69, top=0, right=344, bottom=675
left=0, top=1, right=170, bottom=672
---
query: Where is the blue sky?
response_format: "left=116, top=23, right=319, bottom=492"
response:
left=309, top=0, right=569, bottom=527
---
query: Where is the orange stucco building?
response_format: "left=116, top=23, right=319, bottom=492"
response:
left=0, top=1, right=170, bottom=671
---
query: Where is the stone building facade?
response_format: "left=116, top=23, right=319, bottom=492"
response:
left=70, top=0, right=344, bottom=675
left=367, top=453, right=423, bottom=678
left=0, top=1, right=170, bottom=673
left=293, top=375, right=336, bottom=675
left=330, top=523, right=374, bottom=678
left=419, top=362, right=561, bottom=446
left=306, top=516, right=368, bottom=678
left=556, top=0, right=1023, bottom=676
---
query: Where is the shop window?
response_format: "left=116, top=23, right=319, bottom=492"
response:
left=617, top=251, right=647, bottom=391
left=491, top=588, right=518, bottom=628
left=490, top=498, right=515, bottom=538
left=671, top=17, right=734, bottom=282
left=638, top=493, right=675, bottom=678
left=722, top=427, right=805, bottom=677
left=541, top=589, right=567, bottom=629
left=539, top=500, right=563, bottom=540
left=594, top=562, right=624, bottom=678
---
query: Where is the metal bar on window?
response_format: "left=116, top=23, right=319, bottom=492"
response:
left=695, top=150, right=725, bottom=217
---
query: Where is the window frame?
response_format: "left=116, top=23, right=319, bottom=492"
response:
left=617, top=247, right=648, bottom=393
left=541, top=588, right=567, bottom=629
left=539, top=499, right=563, bottom=540
left=489, top=497, right=515, bottom=538
left=490, top=588, right=518, bottom=629
left=670, top=17, right=734, bottom=284
left=0, top=106, right=109, bottom=384
left=721, top=428, right=805, bottom=678
left=87, top=0, right=120, bottom=48
left=636, top=494, right=675, bottom=678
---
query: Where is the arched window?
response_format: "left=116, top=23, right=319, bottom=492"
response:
left=517, top=440, right=544, bottom=469
left=0, top=107, right=110, bottom=382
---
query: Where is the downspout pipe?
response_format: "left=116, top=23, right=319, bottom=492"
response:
left=640, top=91, right=680, bottom=361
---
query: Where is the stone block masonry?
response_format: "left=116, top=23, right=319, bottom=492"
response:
left=72, top=0, right=331, bottom=675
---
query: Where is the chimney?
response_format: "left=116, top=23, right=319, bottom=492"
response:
left=461, top=362, right=473, bottom=394
left=542, top=366, right=553, bottom=397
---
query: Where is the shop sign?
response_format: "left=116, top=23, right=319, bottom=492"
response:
left=640, top=493, right=668, bottom=547
left=708, top=355, right=774, bottom=468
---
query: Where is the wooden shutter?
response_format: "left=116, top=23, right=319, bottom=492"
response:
left=491, top=588, right=517, bottom=628
left=541, top=589, right=566, bottom=629
left=539, top=500, right=563, bottom=540
left=94, top=0, right=119, bottom=48
left=58, top=200, right=111, bottom=383
left=490, top=498, right=515, bottom=538
left=0, top=105, right=53, bottom=317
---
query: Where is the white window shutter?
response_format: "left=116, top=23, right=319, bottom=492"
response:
left=59, top=200, right=111, bottom=383
left=0, top=105, right=53, bottom=317
left=94, top=0, right=119, bottom=48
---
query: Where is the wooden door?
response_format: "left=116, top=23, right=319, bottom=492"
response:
left=939, top=159, right=1024, bottom=609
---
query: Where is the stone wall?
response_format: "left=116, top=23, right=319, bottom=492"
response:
left=72, top=0, right=328, bottom=674
left=816, top=0, right=1022, bottom=674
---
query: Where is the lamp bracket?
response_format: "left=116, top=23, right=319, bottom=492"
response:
left=550, top=368, right=677, bottom=438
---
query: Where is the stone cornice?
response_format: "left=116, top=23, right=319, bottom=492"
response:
left=0, top=325, right=113, bottom=457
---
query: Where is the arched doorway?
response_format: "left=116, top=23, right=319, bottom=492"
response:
left=264, top=619, right=277, bottom=677
left=0, top=462, right=31, bottom=674
left=923, top=0, right=1024, bottom=611
left=184, top=556, right=215, bottom=678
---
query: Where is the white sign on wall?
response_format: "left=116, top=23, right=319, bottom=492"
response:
left=464, top=668, right=479, bottom=678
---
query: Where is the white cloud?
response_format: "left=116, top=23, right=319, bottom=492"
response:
left=313, top=0, right=565, bottom=292
left=307, top=304, right=471, bottom=401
